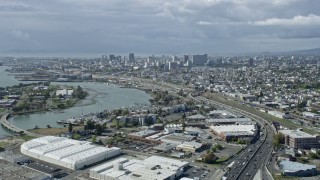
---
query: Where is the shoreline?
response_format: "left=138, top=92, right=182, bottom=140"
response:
left=0, top=81, right=152, bottom=138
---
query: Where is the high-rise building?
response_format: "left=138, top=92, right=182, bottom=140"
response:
left=184, top=55, right=189, bottom=63
left=129, top=53, right=135, bottom=63
left=109, top=54, right=115, bottom=61
left=249, top=58, right=254, bottom=67
left=172, top=56, right=178, bottom=62
left=191, top=54, right=208, bottom=66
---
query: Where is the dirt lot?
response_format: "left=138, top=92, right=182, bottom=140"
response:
left=30, top=126, right=84, bottom=135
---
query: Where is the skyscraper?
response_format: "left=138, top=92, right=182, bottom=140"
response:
left=249, top=58, right=254, bottom=67
left=129, top=53, right=135, bottom=63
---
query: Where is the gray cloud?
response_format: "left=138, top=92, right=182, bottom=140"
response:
left=0, top=0, right=319, bottom=54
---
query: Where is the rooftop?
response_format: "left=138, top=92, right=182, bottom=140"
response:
left=279, top=129, right=316, bottom=138
left=129, top=130, right=158, bottom=137
left=210, top=124, right=256, bottom=135
left=90, top=156, right=189, bottom=180
left=279, top=160, right=316, bottom=172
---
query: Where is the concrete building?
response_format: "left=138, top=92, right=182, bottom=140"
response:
left=279, top=160, right=318, bottom=177
left=210, top=124, right=257, bottom=141
left=128, top=130, right=159, bottom=140
left=176, top=141, right=203, bottom=153
left=21, top=136, right=121, bottom=170
left=89, top=156, right=189, bottom=180
left=208, top=110, right=237, bottom=118
left=56, top=89, right=74, bottom=97
left=302, top=112, right=320, bottom=119
left=186, top=114, right=206, bottom=122
left=206, top=118, right=252, bottom=125
left=191, top=54, right=207, bottom=66
left=164, top=124, right=183, bottom=134
left=279, top=129, right=320, bottom=149
left=268, top=111, right=291, bottom=119
left=129, top=53, right=135, bottom=63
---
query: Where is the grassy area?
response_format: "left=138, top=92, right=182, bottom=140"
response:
left=30, top=126, right=84, bottom=135
left=17, top=135, right=36, bottom=141
left=215, top=156, right=229, bottom=163
left=203, top=93, right=317, bottom=135
left=0, top=141, right=10, bottom=147
left=273, top=175, right=300, bottom=180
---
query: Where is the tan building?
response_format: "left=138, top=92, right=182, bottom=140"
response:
left=279, top=129, right=320, bottom=149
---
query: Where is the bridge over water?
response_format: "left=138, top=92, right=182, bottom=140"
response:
left=1, top=113, right=42, bottom=137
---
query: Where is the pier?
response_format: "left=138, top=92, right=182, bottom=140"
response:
left=1, top=113, right=42, bottom=137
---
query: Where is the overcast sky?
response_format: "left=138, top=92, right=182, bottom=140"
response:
left=1, top=0, right=320, bottom=55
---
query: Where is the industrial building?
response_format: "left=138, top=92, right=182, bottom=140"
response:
left=176, top=141, right=203, bottom=153
left=279, top=129, right=320, bottom=149
left=89, top=156, right=189, bottom=180
left=127, top=130, right=159, bottom=140
left=208, top=110, right=237, bottom=118
left=21, top=136, right=121, bottom=170
left=206, top=118, right=253, bottom=125
left=268, top=111, right=291, bottom=119
left=279, top=160, right=318, bottom=177
left=209, top=124, right=257, bottom=141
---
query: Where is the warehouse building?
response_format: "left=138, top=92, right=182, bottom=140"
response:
left=210, top=124, right=257, bottom=141
left=206, top=118, right=253, bottom=125
left=89, top=156, right=189, bottom=180
left=127, top=130, right=159, bottom=140
left=21, top=136, right=121, bottom=170
left=268, top=111, right=291, bottom=119
left=176, top=141, right=203, bottom=153
left=279, top=129, right=320, bottom=149
left=279, top=160, right=318, bottom=177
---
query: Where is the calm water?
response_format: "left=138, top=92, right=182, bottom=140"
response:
left=0, top=67, right=151, bottom=137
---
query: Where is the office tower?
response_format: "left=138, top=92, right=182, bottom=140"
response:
left=183, top=55, right=189, bottom=63
left=129, top=53, right=135, bottom=63
left=191, top=54, right=208, bottom=66
left=249, top=58, right=254, bottom=67
left=109, top=54, right=115, bottom=61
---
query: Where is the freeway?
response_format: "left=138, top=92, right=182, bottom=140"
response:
left=190, top=95, right=275, bottom=180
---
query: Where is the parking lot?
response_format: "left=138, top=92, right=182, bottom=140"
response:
left=180, top=165, right=212, bottom=179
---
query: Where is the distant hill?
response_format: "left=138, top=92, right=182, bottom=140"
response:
left=280, top=48, right=320, bottom=55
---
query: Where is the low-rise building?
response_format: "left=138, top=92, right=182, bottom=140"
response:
left=186, top=114, right=206, bottom=122
left=302, top=112, right=320, bottom=120
left=56, top=89, right=74, bottom=97
left=206, top=118, right=252, bottom=125
left=279, top=129, right=320, bottom=149
left=21, top=136, right=121, bottom=170
left=279, top=160, right=318, bottom=177
left=210, top=124, right=257, bottom=141
left=89, top=156, right=189, bottom=180
left=268, top=111, right=291, bottom=119
left=128, top=130, right=159, bottom=140
left=176, top=141, right=203, bottom=153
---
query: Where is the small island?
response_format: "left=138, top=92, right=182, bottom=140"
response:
left=0, top=82, right=87, bottom=115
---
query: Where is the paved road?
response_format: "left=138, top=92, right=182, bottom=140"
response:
left=190, top=95, right=275, bottom=180
left=0, top=113, right=42, bottom=137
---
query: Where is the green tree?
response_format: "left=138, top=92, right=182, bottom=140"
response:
left=68, top=123, right=73, bottom=132
left=96, top=124, right=103, bottom=135
left=309, top=153, right=319, bottom=159
left=181, top=113, right=186, bottom=132
left=92, top=135, right=97, bottom=143
left=145, top=116, right=154, bottom=126
left=72, top=133, right=81, bottom=140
